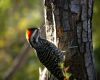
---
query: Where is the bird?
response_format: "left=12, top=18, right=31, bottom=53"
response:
left=26, top=27, right=70, bottom=80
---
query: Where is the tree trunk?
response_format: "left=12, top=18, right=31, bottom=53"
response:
left=40, top=0, right=96, bottom=80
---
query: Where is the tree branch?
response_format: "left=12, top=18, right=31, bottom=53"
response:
left=3, top=42, right=30, bottom=80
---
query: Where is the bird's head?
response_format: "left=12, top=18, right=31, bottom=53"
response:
left=26, top=27, right=40, bottom=48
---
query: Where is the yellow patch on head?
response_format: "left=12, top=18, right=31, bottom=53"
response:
left=26, top=29, right=33, bottom=40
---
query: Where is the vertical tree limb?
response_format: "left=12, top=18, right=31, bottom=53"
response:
left=40, top=0, right=96, bottom=80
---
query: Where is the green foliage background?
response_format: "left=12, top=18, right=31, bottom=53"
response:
left=0, top=0, right=100, bottom=80
left=93, top=0, right=100, bottom=79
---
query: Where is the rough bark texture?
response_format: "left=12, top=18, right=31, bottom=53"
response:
left=40, top=0, right=96, bottom=80
left=40, top=0, right=58, bottom=79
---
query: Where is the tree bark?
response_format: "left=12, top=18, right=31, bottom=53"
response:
left=40, top=0, right=96, bottom=80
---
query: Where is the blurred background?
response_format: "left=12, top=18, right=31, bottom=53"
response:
left=0, top=0, right=100, bottom=80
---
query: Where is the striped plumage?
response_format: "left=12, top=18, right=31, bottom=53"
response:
left=26, top=28, right=65, bottom=80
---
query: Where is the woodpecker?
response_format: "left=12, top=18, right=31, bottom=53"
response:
left=26, top=28, right=69, bottom=80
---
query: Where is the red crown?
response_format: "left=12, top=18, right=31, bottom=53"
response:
left=26, top=29, right=33, bottom=40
